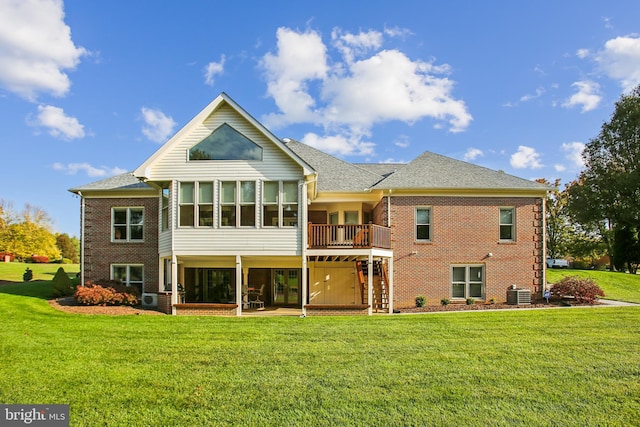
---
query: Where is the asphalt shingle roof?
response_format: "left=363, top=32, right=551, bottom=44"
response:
left=69, top=172, right=152, bottom=193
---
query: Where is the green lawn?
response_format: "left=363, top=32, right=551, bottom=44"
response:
left=547, top=268, right=640, bottom=303
left=0, top=279, right=639, bottom=426
left=0, top=261, right=79, bottom=283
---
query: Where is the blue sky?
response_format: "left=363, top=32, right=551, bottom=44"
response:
left=1, top=0, right=640, bottom=237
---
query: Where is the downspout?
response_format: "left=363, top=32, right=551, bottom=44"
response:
left=387, top=189, right=392, bottom=227
left=170, top=180, right=178, bottom=315
left=79, top=191, right=85, bottom=287
left=542, top=195, right=547, bottom=296
left=301, top=180, right=309, bottom=316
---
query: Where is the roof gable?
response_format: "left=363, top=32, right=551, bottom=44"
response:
left=134, top=93, right=314, bottom=180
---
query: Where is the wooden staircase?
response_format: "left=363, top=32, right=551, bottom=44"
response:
left=356, top=260, right=389, bottom=312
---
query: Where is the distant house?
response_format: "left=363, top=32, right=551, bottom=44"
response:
left=70, top=93, right=549, bottom=315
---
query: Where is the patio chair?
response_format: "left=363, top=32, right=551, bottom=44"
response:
left=249, top=284, right=265, bottom=308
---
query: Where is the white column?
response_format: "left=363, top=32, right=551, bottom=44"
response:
left=367, top=253, right=373, bottom=316
left=388, top=256, right=394, bottom=314
left=170, top=253, right=178, bottom=315
left=301, top=180, right=308, bottom=316
left=236, top=255, right=242, bottom=316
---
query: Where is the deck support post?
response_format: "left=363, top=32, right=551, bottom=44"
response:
left=367, top=253, right=373, bottom=315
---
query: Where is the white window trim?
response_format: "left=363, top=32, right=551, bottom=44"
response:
left=239, top=180, right=257, bottom=228
left=111, top=207, right=144, bottom=242
left=197, top=182, right=214, bottom=228
left=111, top=264, right=144, bottom=292
left=451, top=264, right=485, bottom=300
left=415, top=206, right=432, bottom=242
left=178, top=182, right=195, bottom=228
left=499, top=207, right=516, bottom=242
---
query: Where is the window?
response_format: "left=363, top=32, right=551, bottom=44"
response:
left=112, top=208, right=144, bottom=242
left=452, top=265, right=484, bottom=299
left=416, top=208, right=431, bottom=241
left=282, top=181, right=298, bottom=227
left=112, top=264, right=144, bottom=295
left=198, top=182, right=214, bottom=227
left=188, top=123, right=262, bottom=161
left=161, top=186, right=170, bottom=231
left=263, top=181, right=279, bottom=227
left=179, top=182, right=195, bottom=227
left=220, top=181, right=236, bottom=226
left=240, top=181, right=256, bottom=226
left=500, top=208, right=515, bottom=241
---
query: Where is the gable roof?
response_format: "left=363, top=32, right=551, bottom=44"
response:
left=69, top=172, right=153, bottom=194
left=284, top=139, right=385, bottom=192
left=371, top=150, right=549, bottom=191
left=134, top=92, right=314, bottom=180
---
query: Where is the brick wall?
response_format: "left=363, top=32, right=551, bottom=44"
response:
left=175, top=304, right=238, bottom=316
left=390, top=195, right=544, bottom=308
left=83, top=197, right=159, bottom=293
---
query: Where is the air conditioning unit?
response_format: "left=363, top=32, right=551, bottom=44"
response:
left=507, top=288, right=531, bottom=305
left=141, top=293, right=158, bottom=307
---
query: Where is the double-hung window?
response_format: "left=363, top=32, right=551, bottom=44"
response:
left=500, top=207, right=515, bottom=241
left=220, top=181, right=236, bottom=227
left=112, top=208, right=144, bottom=242
left=198, top=182, right=214, bottom=227
left=263, top=181, right=279, bottom=227
left=282, top=181, right=298, bottom=227
left=452, top=265, right=484, bottom=299
left=416, top=207, right=431, bottom=241
left=179, top=182, right=195, bottom=227
left=112, top=264, right=144, bottom=295
left=240, top=181, right=256, bottom=226
left=161, top=186, right=170, bottom=231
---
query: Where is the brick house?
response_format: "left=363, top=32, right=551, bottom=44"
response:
left=70, top=93, right=549, bottom=316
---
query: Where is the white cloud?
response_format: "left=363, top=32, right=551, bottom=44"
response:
left=576, top=48, right=590, bottom=59
left=260, top=26, right=471, bottom=156
left=595, top=35, right=640, bottom=91
left=140, top=107, right=176, bottom=143
left=301, top=132, right=374, bottom=156
left=204, top=55, right=225, bottom=86
left=561, top=141, right=585, bottom=169
left=32, top=105, right=85, bottom=139
left=510, top=146, right=543, bottom=169
left=463, top=148, right=483, bottom=161
left=52, top=162, right=126, bottom=177
left=393, top=135, right=410, bottom=148
left=0, top=0, right=86, bottom=100
left=520, top=87, right=545, bottom=102
left=554, top=164, right=567, bottom=172
left=562, top=81, right=601, bottom=112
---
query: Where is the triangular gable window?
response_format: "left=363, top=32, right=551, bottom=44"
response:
left=189, top=123, right=263, bottom=161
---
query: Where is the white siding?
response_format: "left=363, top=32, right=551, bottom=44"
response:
left=145, top=103, right=305, bottom=255
left=146, top=104, right=303, bottom=182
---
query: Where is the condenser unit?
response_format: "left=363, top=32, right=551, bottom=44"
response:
left=141, top=293, right=158, bottom=307
left=507, top=288, right=531, bottom=305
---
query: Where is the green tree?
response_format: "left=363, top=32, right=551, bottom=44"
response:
left=568, top=85, right=640, bottom=270
left=537, top=178, right=572, bottom=259
left=56, top=233, right=79, bottom=263
left=0, top=202, right=61, bottom=261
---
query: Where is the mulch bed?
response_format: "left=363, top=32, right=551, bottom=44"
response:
left=47, top=297, right=165, bottom=316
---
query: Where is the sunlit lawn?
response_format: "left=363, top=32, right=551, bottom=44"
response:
left=0, top=276, right=639, bottom=426
left=547, top=268, right=640, bottom=303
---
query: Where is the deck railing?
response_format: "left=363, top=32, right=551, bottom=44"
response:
left=308, top=223, right=391, bottom=249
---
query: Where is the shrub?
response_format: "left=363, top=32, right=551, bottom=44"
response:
left=549, top=276, right=605, bottom=304
left=94, top=279, right=141, bottom=297
left=23, top=268, right=33, bottom=282
left=466, top=297, right=475, bottom=305
left=489, top=297, right=497, bottom=305
left=415, top=295, right=426, bottom=307
left=30, top=255, right=49, bottom=263
left=75, top=284, right=139, bottom=306
left=52, top=267, right=75, bottom=298
left=440, top=297, right=451, bottom=306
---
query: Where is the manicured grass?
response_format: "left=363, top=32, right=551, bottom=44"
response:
left=0, top=282, right=639, bottom=426
left=547, top=268, right=640, bottom=304
left=0, top=261, right=79, bottom=283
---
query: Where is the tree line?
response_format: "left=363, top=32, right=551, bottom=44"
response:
left=0, top=200, right=79, bottom=263
left=543, top=85, right=640, bottom=273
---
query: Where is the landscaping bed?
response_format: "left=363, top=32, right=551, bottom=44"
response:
left=48, top=297, right=164, bottom=316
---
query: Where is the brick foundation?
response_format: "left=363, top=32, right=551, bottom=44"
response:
left=174, top=303, right=238, bottom=316
left=304, top=304, right=370, bottom=316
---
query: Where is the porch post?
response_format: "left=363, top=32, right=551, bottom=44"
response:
left=170, top=253, right=178, bottom=315
left=367, top=253, right=373, bottom=316
left=235, top=255, right=242, bottom=316
left=301, top=180, right=308, bottom=316
left=388, top=256, right=394, bottom=314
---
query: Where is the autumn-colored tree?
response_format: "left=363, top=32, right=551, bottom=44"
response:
left=56, top=233, right=79, bottom=263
